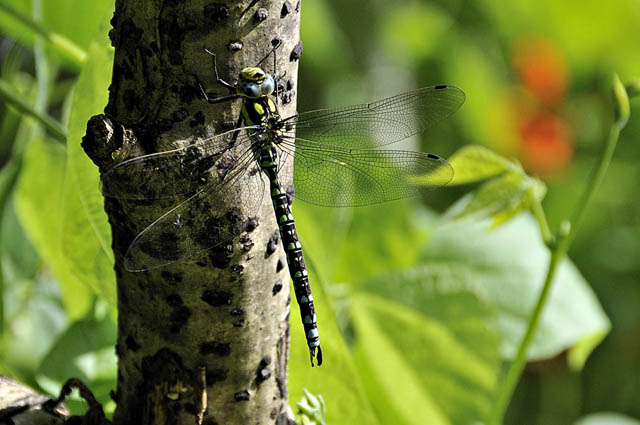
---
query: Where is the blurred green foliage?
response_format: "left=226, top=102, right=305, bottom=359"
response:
left=0, top=1, right=638, bottom=424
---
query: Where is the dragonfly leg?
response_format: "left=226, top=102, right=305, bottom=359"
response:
left=203, top=47, right=236, bottom=91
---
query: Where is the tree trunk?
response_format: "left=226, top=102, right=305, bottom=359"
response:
left=82, top=1, right=301, bottom=424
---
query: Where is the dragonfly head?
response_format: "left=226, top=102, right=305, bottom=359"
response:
left=237, top=67, right=275, bottom=99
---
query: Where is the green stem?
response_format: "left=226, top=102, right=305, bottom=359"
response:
left=0, top=78, right=66, bottom=142
left=530, top=198, right=553, bottom=246
left=488, top=74, right=629, bottom=425
left=0, top=3, right=86, bottom=67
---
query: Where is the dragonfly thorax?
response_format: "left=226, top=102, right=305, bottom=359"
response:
left=236, top=67, right=275, bottom=99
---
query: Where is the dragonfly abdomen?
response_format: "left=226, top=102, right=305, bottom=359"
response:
left=260, top=149, right=323, bottom=367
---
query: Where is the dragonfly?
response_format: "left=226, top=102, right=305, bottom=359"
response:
left=101, top=45, right=465, bottom=366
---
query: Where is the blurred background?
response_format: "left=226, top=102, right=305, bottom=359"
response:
left=0, top=1, right=638, bottom=424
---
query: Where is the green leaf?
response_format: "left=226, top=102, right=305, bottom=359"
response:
left=289, top=270, right=379, bottom=425
left=350, top=292, right=499, bottom=425
left=62, top=34, right=116, bottom=307
left=15, top=138, right=93, bottom=319
left=422, top=214, right=610, bottom=362
left=447, top=172, right=546, bottom=228
left=574, top=412, right=640, bottom=425
left=294, top=198, right=426, bottom=284
left=0, top=0, right=112, bottom=69
left=35, top=310, right=117, bottom=406
left=447, top=145, right=512, bottom=185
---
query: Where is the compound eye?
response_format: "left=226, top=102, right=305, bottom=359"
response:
left=260, top=74, right=275, bottom=96
left=239, top=81, right=260, bottom=98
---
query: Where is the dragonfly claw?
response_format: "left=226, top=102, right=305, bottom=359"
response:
left=310, top=346, right=323, bottom=367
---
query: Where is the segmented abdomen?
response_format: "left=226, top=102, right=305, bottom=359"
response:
left=260, top=147, right=322, bottom=366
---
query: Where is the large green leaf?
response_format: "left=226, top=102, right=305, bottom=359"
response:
left=62, top=34, right=115, bottom=307
left=350, top=292, right=499, bottom=425
left=35, top=310, right=117, bottom=410
left=574, top=413, right=640, bottom=425
left=289, top=270, right=380, bottom=425
left=422, top=213, right=610, bottom=365
left=294, top=199, right=427, bottom=285
left=14, top=138, right=93, bottom=319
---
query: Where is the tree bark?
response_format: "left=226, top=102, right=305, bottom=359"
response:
left=82, top=1, right=301, bottom=424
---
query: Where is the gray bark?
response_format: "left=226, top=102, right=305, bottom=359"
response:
left=82, top=1, right=301, bottom=424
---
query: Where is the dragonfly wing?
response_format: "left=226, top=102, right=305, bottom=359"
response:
left=123, top=150, right=266, bottom=271
left=101, top=127, right=258, bottom=200
left=285, top=85, right=465, bottom=149
left=279, top=138, right=453, bottom=207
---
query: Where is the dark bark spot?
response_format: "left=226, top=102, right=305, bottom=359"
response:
left=260, top=355, right=272, bottom=367
left=161, top=270, right=184, bottom=284
left=204, top=3, right=229, bottom=24
left=200, top=341, right=231, bottom=356
left=234, top=390, right=250, bottom=401
left=206, top=368, right=228, bottom=386
left=184, top=403, right=197, bottom=415
left=123, top=89, right=137, bottom=112
left=272, top=280, right=283, bottom=295
left=126, top=335, right=141, bottom=351
left=168, top=51, right=183, bottom=66
left=208, top=245, right=233, bottom=268
left=201, top=289, right=233, bottom=307
left=189, top=110, right=206, bottom=127
left=172, top=107, right=188, bottom=122
left=170, top=306, right=191, bottom=333
left=230, top=308, right=244, bottom=316
left=166, top=293, right=183, bottom=307
left=233, top=319, right=244, bottom=327
left=276, top=413, right=291, bottom=425
left=266, top=231, right=280, bottom=256
left=230, top=264, right=243, bottom=274
left=286, top=185, right=295, bottom=205
left=246, top=217, right=259, bottom=232
left=290, top=40, right=303, bottom=61
left=139, top=231, right=181, bottom=262
left=276, top=258, right=285, bottom=272
left=281, top=1, right=292, bottom=18
left=240, top=234, right=254, bottom=252
left=178, top=83, right=198, bottom=103
left=256, top=368, right=271, bottom=384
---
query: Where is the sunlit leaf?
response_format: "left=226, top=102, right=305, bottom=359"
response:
left=351, top=293, right=499, bottom=425
left=421, top=214, right=610, bottom=362
left=447, top=145, right=512, bottom=185
left=15, top=138, right=93, bottom=319
left=63, top=33, right=116, bottom=307
left=574, top=412, right=640, bottom=425
left=446, top=171, right=546, bottom=228
left=35, top=311, right=117, bottom=408
left=289, top=270, right=379, bottom=425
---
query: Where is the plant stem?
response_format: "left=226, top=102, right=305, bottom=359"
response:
left=0, top=78, right=66, bottom=142
left=488, top=74, right=629, bottom=425
left=0, top=3, right=86, bottom=67
left=530, top=198, right=553, bottom=246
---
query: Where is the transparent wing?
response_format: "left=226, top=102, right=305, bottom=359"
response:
left=122, top=149, right=265, bottom=271
left=277, top=138, right=453, bottom=207
left=101, top=126, right=259, bottom=200
left=284, top=85, right=465, bottom=149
